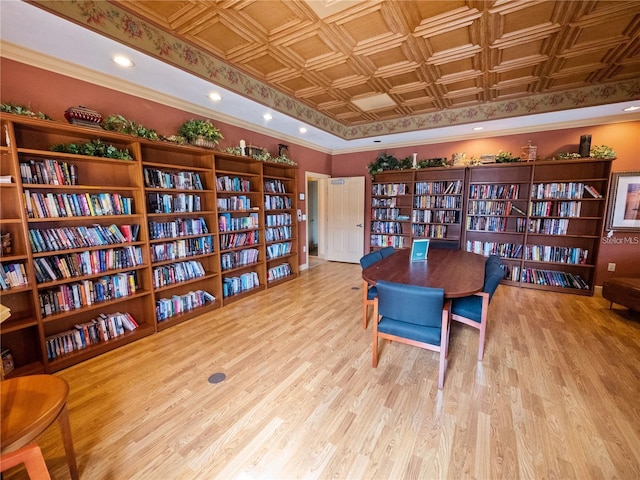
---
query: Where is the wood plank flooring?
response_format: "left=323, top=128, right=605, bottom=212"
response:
left=4, top=261, right=640, bottom=479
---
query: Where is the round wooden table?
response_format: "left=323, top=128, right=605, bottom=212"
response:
left=362, top=248, right=486, bottom=298
left=1, top=374, right=79, bottom=480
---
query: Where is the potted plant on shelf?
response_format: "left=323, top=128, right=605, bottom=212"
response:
left=178, top=119, right=224, bottom=148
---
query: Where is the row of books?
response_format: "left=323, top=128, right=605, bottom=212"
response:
left=372, top=208, right=401, bottom=220
left=372, top=197, right=397, bottom=207
left=220, top=231, right=259, bottom=250
left=414, top=195, right=461, bottom=209
left=219, top=212, right=259, bottom=232
left=370, top=234, right=408, bottom=248
left=29, top=224, right=139, bottom=253
left=415, top=180, right=462, bottom=195
left=153, top=260, right=206, bottom=288
left=264, top=195, right=292, bottom=210
left=33, top=246, right=143, bottom=283
left=156, top=290, right=216, bottom=322
left=143, top=167, right=204, bottom=190
left=264, top=179, right=289, bottom=194
left=527, top=218, right=569, bottom=235
left=266, top=242, right=292, bottom=260
left=217, top=195, right=252, bottom=211
left=524, top=245, right=588, bottom=264
left=265, top=226, right=293, bottom=242
left=221, top=248, right=259, bottom=271
left=372, top=183, right=408, bottom=197
left=371, top=221, right=403, bottom=234
left=465, top=241, right=523, bottom=259
left=147, top=192, right=202, bottom=214
left=46, top=312, right=139, bottom=360
left=469, top=184, right=520, bottom=200
left=217, top=175, right=251, bottom=192
left=531, top=182, right=585, bottom=200
left=151, top=236, right=214, bottom=262
left=20, top=158, right=78, bottom=185
left=468, top=200, right=519, bottom=216
left=223, top=271, right=260, bottom=297
left=265, top=213, right=292, bottom=227
left=268, top=263, right=291, bottom=282
left=520, top=268, right=589, bottom=290
left=530, top=201, right=582, bottom=218
left=25, top=190, right=133, bottom=218
left=411, top=224, right=448, bottom=238
left=38, top=272, right=138, bottom=318
left=148, top=218, right=209, bottom=240
left=0, top=262, right=28, bottom=289
left=412, top=209, right=459, bottom=224
left=466, top=216, right=507, bottom=232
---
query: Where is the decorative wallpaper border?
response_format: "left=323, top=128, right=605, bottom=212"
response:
left=33, top=1, right=640, bottom=140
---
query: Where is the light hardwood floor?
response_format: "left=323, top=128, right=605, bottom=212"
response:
left=5, top=261, right=640, bottom=479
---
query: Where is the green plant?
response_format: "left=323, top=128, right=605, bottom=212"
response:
left=1, top=102, right=51, bottom=120
left=495, top=150, right=520, bottom=163
left=417, top=158, right=447, bottom=168
left=590, top=145, right=616, bottom=159
left=555, top=152, right=582, bottom=160
left=178, top=119, right=223, bottom=144
left=49, top=139, right=133, bottom=160
left=367, top=152, right=402, bottom=175
left=102, top=114, right=159, bottom=140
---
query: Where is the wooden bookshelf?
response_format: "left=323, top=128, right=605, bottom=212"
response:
left=214, top=152, right=267, bottom=304
left=464, top=163, right=533, bottom=286
left=263, top=162, right=299, bottom=286
left=521, top=158, right=612, bottom=295
left=412, top=166, right=465, bottom=249
left=139, top=141, right=222, bottom=330
left=370, top=158, right=612, bottom=296
left=2, top=115, right=156, bottom=374
left=370, top=170, right=414, bottom=250
left=0, top=115, right=300, bottom=376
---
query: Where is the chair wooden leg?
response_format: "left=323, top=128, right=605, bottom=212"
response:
left=0, top=443, right=52, bottom=480
left=372, top=298, right=379, bottom=367
left=362, top=280, right=370, bottom=329
left=477, top=294, right=489, bottom=361
left=57, top=404, right=79, bottom=480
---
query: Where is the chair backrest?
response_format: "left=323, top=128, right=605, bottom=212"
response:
left=486, top=254, right=502, bottom=268
left=429, top=240, right=458, bottom=250
left=360, top=250, right=383, bottom=269
left=376, top=280, right=445, bottom=328
left=483, top=262, right=505, bottom=301
left=379, top=246, right=395, bottom=258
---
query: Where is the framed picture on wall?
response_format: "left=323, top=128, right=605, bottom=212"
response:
left=605, top=171, right=640, bottom=232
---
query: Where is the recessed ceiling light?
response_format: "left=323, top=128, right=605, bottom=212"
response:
left=473, top=127, right=484, bottom=131
left=263, top=113, right=273, bottom=120
left=112, top=55, right=134, bottom=67
left=299, top=127, right=307, bottom=133
left=209, top=93, right=222, bottom=101
left=623, top=106, right=640, bottom=112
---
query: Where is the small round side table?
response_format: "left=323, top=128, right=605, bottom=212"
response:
left=1, top=375, right=79, bottom=480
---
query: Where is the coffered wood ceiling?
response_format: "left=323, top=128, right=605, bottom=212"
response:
left=30, top=1, right=640, bottom=139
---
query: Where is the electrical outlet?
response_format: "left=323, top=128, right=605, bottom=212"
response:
left=608, top=263, right=616, bottom=272
left=303, top=245, right=306, bottom=253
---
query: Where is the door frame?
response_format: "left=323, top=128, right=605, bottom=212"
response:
left=303, top=171, right=330, bottom=271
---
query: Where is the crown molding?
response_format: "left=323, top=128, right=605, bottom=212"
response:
left=1, top=40, right=333, bottom=155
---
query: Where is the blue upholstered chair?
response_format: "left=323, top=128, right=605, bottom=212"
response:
left=373, top=280, right=451, bottom=389
left=450, top=255, right=505, bottom=360
left=360, top=250, right=383, bottom=329
left=379, top=246, right=395, bottom=258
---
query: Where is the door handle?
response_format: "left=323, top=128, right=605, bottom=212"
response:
left=356, top=224, right=363, bottom=228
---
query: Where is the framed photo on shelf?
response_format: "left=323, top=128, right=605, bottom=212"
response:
left=605, top=171, right=640, bottom=232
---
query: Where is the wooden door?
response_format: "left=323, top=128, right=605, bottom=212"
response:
left=326, top=176, right=365, bottom=263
